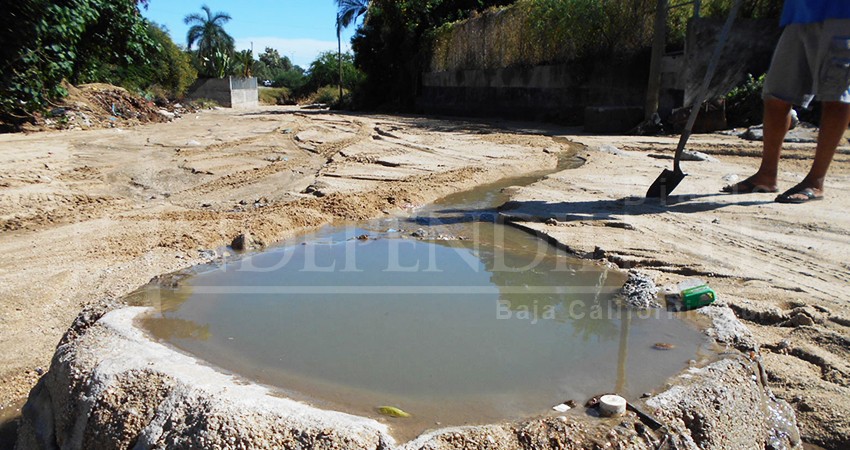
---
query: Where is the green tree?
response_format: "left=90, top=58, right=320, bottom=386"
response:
left=212, top=49, right=233, bottom=78
left=0, top=0, right=153, bottom=125
left=306, top=51, right=362, bottom=94
left=335, top=0, right=370, bottom=99
left=235, top=49, right=255, bottom=77
left=351, top=0, right=515, bottom=109
left=258, top=47, right=293, bottom=72
left=86, top=22, right=197, bottom=100
left=253, top=48, right=303, bottom=90
left=184, top=5, right=235, bottom=77
left=146, top=26, right=197, bottom=98
left=274, top=67, right=307, bottom=92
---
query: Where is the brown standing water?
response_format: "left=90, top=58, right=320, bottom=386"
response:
left=134, top=164, right=715, bottom=441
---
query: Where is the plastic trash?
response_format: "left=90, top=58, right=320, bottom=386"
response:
left=666, top=279, right=716, bottom=311
left=681, top=285, right=716, bottom=310
left=599, top=395, right=627, bottom=417
left=377, top=406, right=411, bottom=418
left=552, top=403, right=571, bottom=413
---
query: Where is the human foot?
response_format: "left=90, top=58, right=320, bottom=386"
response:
left=775, top=183, right=824, bottom=204
left=720, top=177, right=778, bottom=194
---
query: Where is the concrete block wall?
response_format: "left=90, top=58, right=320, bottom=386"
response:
left=418, top=16, right=781, bottom=131
left=418, top=57, right=649, bottom=125
left=188, top=77, right=259, bottom=108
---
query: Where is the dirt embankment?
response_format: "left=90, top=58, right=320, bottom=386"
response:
left=0, top=106, right=559, bottom=446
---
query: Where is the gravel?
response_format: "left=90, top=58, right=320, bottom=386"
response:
left=620, top=270, right=661, bottom=309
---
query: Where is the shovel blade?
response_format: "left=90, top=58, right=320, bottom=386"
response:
left=646, top=169, right=686, bottom=199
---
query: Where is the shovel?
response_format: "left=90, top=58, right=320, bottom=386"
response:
left=646, top=0, right=743, bottom=200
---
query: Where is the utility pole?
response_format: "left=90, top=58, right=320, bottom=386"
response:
left=338, top=14, right=344, bottom=102
left=645, top=0, right=668, bottom=120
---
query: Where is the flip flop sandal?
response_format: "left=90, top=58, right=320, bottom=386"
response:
left=775, top=186, right=823, bottom=204
left=721, top=179, right=778, bottom=194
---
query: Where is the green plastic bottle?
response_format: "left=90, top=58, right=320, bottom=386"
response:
left=681, top=285, right=716, bottom=310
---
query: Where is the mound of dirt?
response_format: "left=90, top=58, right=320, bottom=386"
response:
left=27, top=82, right=197, bottom=132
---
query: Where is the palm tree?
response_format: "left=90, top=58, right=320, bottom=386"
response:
left=236, top=50, right=255, bottom=78
left=185, top=5, right=235, bottom=77
left=335, top=0, right=369, bottom=99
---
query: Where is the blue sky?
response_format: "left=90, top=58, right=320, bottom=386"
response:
left=143, top=1, right=361, bottom=68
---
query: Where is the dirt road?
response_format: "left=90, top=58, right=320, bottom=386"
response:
left=500, top=133, right=850, bottom=449
left=0, top=107, right=559, bottom=436
left=1, top=106, right=848, bottom=448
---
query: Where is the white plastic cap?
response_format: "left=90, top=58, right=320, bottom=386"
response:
left=599, top=394, right=627, bottom=417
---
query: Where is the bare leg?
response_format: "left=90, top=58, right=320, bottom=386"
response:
left=754, top=97, right=793, bottom=186
left=723, top=96, right=791, bottom=192
left=776, top=101, right=850, bottom=201
left=801, top=101, right=850, bottom=191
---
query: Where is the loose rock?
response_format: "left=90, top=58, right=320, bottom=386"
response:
left=680, top=150, right=717, bottom=162
left=231, top=232, right=263, bottom=251
left=620, top=270, right=661, bottom=310
left=598, top=144, right=627, bottom=156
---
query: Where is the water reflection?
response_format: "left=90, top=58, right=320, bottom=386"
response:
left=128, top=283, right=212, bottom=342
left=133, top=165, right=709, bottom=439
left=135, top=222, right=707, bottom=441
left=142, top=317, right=211, bottom=341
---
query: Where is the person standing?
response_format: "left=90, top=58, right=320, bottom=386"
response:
left=722, top=0, right=850, bottom=203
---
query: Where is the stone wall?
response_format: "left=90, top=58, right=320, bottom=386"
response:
left=681, top=19, right=781, bottom=106
left=418, top=16, right=781, bottom=129
left=419, top=55, right=650, bottom=124
left=187, top=77, right=259, bottom=108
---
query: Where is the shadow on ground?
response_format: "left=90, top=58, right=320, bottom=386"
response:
left=496, top=194, right=770, bottom=222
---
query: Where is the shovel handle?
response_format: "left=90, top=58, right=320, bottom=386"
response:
left=674, top=0, right=743, bottom=173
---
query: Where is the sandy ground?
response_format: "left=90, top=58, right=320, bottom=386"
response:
left=1, top=106, right=848, bottom=448
left=500, top=132, right=850, bottom=449
left=0, top=106, right=560, bottom=443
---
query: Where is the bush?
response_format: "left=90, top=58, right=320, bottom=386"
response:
left=259, top=87, right=293, bottom=105
left=667, top=0, right=783, bottom=49
left=352, top=0, right=526, bottom=109
left=429, top=0, right=655, bottom=72
left=274, top=68, right=307, bottom=92
left=308, top=86, right=346, bottom=105
left=0, top=0, right=153, bottom=123
left=725, top=73, right=765, bottom=127
left=304, top=51, right=363, bottom=94
left=97, top=22, right=197, bottom=100
left=430, top=0, right=781, bottom=73
left=188, top=98, right=220, bottom=109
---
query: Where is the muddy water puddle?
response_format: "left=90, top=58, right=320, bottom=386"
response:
left=133, top=161, right=714, bottom=441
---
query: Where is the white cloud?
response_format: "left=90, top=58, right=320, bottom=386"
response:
left=235, top=37, right=351, bottom=69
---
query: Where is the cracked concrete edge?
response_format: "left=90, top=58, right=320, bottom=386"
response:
left=16, top=306, right=395, bottom=450
left=492, top=218, right=804, bottom=449
left=646, top=357, right=802, bottom=450
left=697, top=302, right=758, bottom=351
left=16, top=298, right=804, bottom=450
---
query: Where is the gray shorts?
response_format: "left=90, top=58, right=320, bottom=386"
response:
left=763, top=19, right=850, bottom=107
